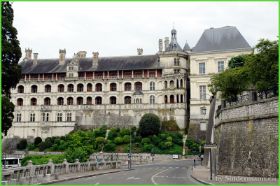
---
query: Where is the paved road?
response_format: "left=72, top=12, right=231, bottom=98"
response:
left=55, top=159, right=201, bottom=184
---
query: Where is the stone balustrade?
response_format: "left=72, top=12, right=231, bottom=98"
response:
left=2, top=158, right=121, bottom=185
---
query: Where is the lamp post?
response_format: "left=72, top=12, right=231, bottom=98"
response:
left=128, top=127, right=132, bottom=169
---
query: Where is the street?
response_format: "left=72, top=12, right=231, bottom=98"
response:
left=54, top=159, right=201, bottom=184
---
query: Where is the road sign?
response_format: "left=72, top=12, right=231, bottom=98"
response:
left=204, top=144, right=217, bottom=149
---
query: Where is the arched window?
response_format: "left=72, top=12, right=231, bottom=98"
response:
left=31, top=98, right=37, bottom=106
left=67, top=84, right=74, bottom=92
left=181, top=94, right=184, bottom=103
left=135, top=98, right=140, bottom=104
left=44, top=97, right=51, bottom=105
left=110, top=96, right=117, bottom=104
left=96, top=83, right=102, bottom=92
left=164, top=95, right=168, bottom=104
left=180, top=79, right=183, bottom=88
left=177, top=94, right=179, bottom=103
left=58, top=84, right=64, bottom=92
left=77, top=97, right=83, bottom=105
left=110, top=83, right=117, bottom=91
left=170, top=80, right=174, bottom=88
left=124, top=96, right=131, bottom=104
left=86, top=97, right=92, bottom=105
left=77, top=84, right=84, bottom=92
left=18, top=85, right=24, bottom=93
left=164, top=81, right=168, bottom=89
left=135, top=82, right=142, bottom=91
left=45, top=85, right=51, bottom=92
left=57, top=97, right=64, bottom=105
left=150, top=95, right=155, bottom=104
left=176, top=79, right=179, bottom=89
left=87, top=83, right=92, bottom=92
left=124, top=82, right=131, bottom=91
left=95, top=97, right=102, bottom=105
left=170, top=95, right=175, bottom=104
left=150, top=82, right=155, bottom=91
left=17, top=98, right=23, bottom=106
left=31, top=85, right=38, bottom=93
left=67, top=97, right=74, bottom=105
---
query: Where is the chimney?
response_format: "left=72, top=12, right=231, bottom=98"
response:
left=77, top=51, right=87, bottom=58
left=137, top=48, right=143, bottom=55
left=33, top=53, right=38, bottom=65
left=25, top=48, right=32, bottom=60
left=92, top=52, right=99, bottom=68
left=164, top=37, right=169, bottom=51
left=59, top=49, right=66, bottom=65
left=159, top=39, right=163, bottom=52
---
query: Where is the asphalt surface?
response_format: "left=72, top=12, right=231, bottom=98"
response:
left=55, top=159, right=201, bottom=184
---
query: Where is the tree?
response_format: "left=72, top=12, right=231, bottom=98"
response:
left=246, top=39, right=278, bottom=95
left=138, top=113, right=160, bottom=137
left=228, top=55, right=247, bottom=69
left=34, top=137, right=42, bottom=147
left=16, top=139, right=27, bottom=150
left=2, top=2, right=22, bottom=136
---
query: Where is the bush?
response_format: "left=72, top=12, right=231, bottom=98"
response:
left=16, top=139, right=27, bottom=150
left=164, top=141, right=173, bottom=148
left=120, top=128, right=130, bottom=136
left=114, top=137, right=123, bottom=145
left=107, top=128, right=118, bottom=140
left=21, top=154, right=65, bottom=166
left=65, top=147, right=89, bottom=163
left=141, top=138, right=151, bottom=144
left=186, top=138, right=201, bottom=155
left=122, top=135, right=130, bottom=144
left=138, top=113, right=160, bottom=137
left=104, top=143, right=116, bottom=152
left=34, top=137, right=42, bottom=147
left=161, top=120, right=180, bottom=131
left=150, top=135, right=160, bottom=145
left=27, top=143, right=36, bottom=151
left=143, top=144, right=154, bottom=152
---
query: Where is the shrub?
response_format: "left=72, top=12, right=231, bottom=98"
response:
left=138, top=113, right=160, bottom=137
left=16, top=139, right=27, bottom=150
left=120, top=128, right=130, bottom=136
left=94, top=127, right=107, bottom=138
left=141, top=138, right=151, bottom=144
left=143, top=144, right=154, bottom=152
left=114, top=137, right=123, bottom=145
left=186, top=138, right=201, bottom=155
left=150, top=135, right=160, bottom=145
left=65, top=147, right=88, bottom=163
left=34, top=137, right=42, bottom=147
left=21, top=154, right=65, bottom=166
left=161, top=120, right=180, bottom=131
left=107, top=128, right=118, bottom=140
left=122, top=135, right=130, bottom=144
left=167, top=136, right=172, bottom=142
left=104, top=143, right=116, bottom=152
left=27, top=143, right=36, bottom=151
left=164, top=141, right=173, bottom=148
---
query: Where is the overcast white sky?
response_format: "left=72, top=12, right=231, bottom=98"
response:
left=13, top=2, right=278, bottom=59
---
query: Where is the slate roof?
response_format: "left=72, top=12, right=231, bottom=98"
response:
left=183, top=41, right=191, bottom=51
left=192, top=26, right=251, bottom=53
left=20, top=55, right=161, bottom=74
left=165, top=29, right=183, bottom=52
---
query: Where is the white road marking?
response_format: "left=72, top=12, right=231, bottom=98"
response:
left=151, top=168, right=169, bottom=185
left=127, top=177, right=141, bottom=180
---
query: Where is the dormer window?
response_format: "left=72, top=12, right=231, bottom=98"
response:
left=69, top=67, right=74, bottom=71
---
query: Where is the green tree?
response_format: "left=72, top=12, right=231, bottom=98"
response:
left=138, top=113, right=160, bottom=137
left=16, top=139, right=27, bottom=150
left=2, top=2, right=22, bottom=136
left=246, top=39, right=278, bottom=95
left=65, top=147, right=88, bottom=163
left=34, top=137, right=42, bottom=147
left=228, top=55, right=247, bottom=69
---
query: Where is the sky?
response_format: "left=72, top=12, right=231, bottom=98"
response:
left=13, top=1, right=278, bottom=59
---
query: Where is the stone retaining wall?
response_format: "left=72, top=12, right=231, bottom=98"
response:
left=214, top=97, right=278, bottom=178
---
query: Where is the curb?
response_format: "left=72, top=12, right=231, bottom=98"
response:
left=190, top=174, right=213, bottom=185
left=41, top=169, right=124, bottom=184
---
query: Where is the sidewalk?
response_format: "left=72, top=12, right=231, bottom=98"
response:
left=42, top=168, right=127, bottom=184
left=191, top=165, right=278, bottom=185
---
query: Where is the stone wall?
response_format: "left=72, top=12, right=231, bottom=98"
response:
left=214, top=97, right=278, bottom=178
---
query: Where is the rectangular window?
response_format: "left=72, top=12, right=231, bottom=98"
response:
left=218, top=61, right=224, bottom=72
left=200, top=107, right=207, bottom=115
left=69, top=73, right=73, bottom=77
left=174, top=69, right=180, bottom=74
left=42, top=113, right=49, bottom=122
left=16, top=113, right=21, bottom=122
left=199, top=63, right=205, bottom=74
left=174, top=58, right=180, bottom=66
left=66, top=113, right=72, bottom=122
left=57, top=113, right=63, bottom=122
left=69, top=67, right=74, bottom=71
left=199, top=85, right=206, bottom=100
left=30, top=113, right=35, bottom=122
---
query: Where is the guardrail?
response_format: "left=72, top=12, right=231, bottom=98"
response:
left=2, top=158, right=121, bottom=185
